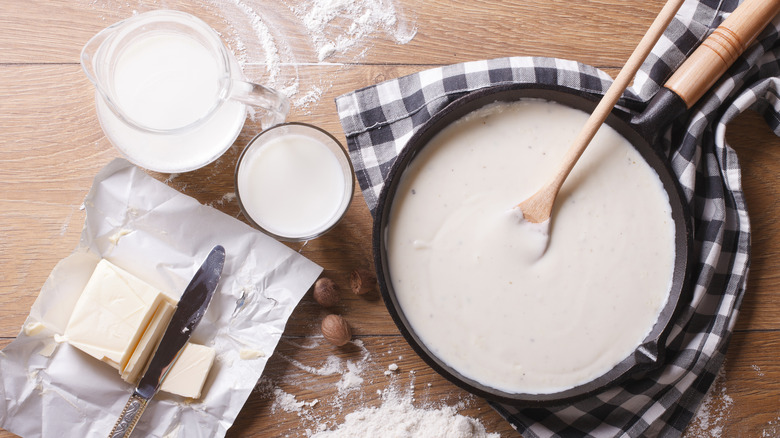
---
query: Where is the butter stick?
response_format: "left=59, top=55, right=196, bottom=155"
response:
left=64, top=259, right=217, bottom=400
left=121, top=300, right=176, bottom=384
left=160, top=343, right=216, bottom=399
left=64, top=259, right=164, bottom=371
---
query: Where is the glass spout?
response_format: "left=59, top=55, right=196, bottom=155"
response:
left=80, top=23, right=117, bottom=89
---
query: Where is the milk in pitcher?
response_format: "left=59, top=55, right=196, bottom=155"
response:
left=96, top=32, right=246, bottom=172
left=83, top=11, right=289, bottom=173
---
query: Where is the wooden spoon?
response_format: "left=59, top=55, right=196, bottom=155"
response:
left=516, top=0, right=685, bottom=224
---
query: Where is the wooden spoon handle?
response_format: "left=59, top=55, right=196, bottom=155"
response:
left=519, top=0, right=684, bottom=223
left=665, top=0, right=780, bottom=108
left=550, top=0, right=686, bottom=190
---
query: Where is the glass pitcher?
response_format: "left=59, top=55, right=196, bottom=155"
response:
left=81, top=10, right=289, bottom=173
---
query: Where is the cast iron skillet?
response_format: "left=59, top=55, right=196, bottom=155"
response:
left=372, top=0, right=779, bottom=406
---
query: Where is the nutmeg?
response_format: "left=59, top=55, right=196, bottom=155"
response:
left=321, top=314, right=352, bottom=346
left=313, top=277, right=340, bottom=307
left=350, top=269, right=377, bottom=295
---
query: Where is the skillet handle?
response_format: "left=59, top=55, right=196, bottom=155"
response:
left=664, top=0, right=780, bottom=108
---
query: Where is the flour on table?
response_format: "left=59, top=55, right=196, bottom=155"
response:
left=278, top=339, right=370, bottom=398
left=384, top=362, right=399, bottom=376
left=213, top=192, right=237, bottom=206
left=311, top=384, right=499, bottom=438
left=256, top=339, right=499, bottom=438
left=273, top=387, right=319, bottom=413
left=687, top=365, right=733, bottom=437
left=280, top=352, right=345, bottom=376
left=289, top=0, right=417, bottom=61
left=763, top=415, right=780, bottom=438
left=294, top=85, right=327, bottom=111
left=337, top=360, right=365, bottom=392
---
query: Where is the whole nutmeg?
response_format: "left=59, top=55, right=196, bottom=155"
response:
left=321, top=314, right=352, bottom=346
left=313, top=277, right=340, bottom=307
left=350, top=269, right=377, bottom=295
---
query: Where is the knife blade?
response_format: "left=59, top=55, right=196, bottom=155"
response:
left=108, top=245, right=226, bottom=438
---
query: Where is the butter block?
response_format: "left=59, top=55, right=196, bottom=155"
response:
left=160, top=343, right=216, bottom=399
left=121, top=300, right=176, bottom=384
left=64, top=259, right=165, bottom=371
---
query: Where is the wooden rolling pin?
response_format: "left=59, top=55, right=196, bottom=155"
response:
left=665, top=0, right=780, bottom=108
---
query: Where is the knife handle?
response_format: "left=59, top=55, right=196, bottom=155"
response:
left=109, top=394, right=148, bottom=438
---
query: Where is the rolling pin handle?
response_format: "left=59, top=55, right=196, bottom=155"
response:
left=664, top=0, right=780, bottom=108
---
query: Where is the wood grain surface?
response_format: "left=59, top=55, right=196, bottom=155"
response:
left=2, top=1, right=779, bottom=437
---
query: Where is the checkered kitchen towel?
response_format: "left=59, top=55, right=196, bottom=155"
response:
left=335, top=0, right=780, bottom=436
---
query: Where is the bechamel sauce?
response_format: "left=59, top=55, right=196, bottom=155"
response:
left=237, top=133, right=347, bottom=239
left=387, top=100, right=676, bottom=394
left=97, top=32, right=246, bottom=172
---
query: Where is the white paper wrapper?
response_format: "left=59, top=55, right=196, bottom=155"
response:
left=0, top=159, right=322, bottom=437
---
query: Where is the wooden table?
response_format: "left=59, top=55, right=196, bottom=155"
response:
left=2, top=1, right=779, bottom=436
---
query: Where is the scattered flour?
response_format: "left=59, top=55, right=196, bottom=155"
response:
left=277, top=339, right=371, bottom=408
left=311, top=384, right=499, bottom=438
left=687, top=365, right=733, bottom=437
left=384, top=362, right=399, bottom=376
left=280, top=352, right=346, bottom=376
left=289, top=0, right=417, bottom=61
left=255, top=339, right=498, bottom=438
left=763, top=415, right=780, bottom=437
left=273, top=387, right=320, bottom=413
left=337, top=360, right=365, bottom=392
left=220, top=192, right=237, bottom=204
left=294, top=85, right=327, bottom=112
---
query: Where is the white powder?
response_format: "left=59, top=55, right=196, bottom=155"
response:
left=384, top=362, right=399, bottom=376
left=291, top=0, right=417, bottom=61
left=688, top=365, right=733, bottom=437
left=281, top=353, right=345, bottom=376
left=273, top=387, right=307, bottom=412
left=273, top=387, right=320, bottom=413
left=293, top=84, right=327, bottom=114
left=219, top=192, right=237, bottom=205
left=763, top=416, right=780, bottom=437
left=337, top=360, right=365, bottom=392
left=204, top=0, right=298, bottom=96
left=201, top=0, right=416, bottom=110
left=311, top=385, right=500, bottom=438
left=257, top=339, right=499, bottom=438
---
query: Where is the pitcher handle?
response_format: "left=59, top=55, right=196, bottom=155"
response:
left=230, top=80, right=290, bottom=130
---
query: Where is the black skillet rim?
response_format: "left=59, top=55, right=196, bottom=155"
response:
left=372, top=82, right=695, bottom=406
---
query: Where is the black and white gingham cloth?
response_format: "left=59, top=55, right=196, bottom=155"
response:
left=335, top=0, right=780, bottom=436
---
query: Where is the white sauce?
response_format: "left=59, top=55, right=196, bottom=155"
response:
left=236, top=133, right=347, bottom=239
left=387, top=100, right=676, bottom=394
left=97, top=32, right=246, bottom=172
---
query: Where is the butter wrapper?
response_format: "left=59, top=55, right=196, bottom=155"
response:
left=0, top=158, right=322, bottom=437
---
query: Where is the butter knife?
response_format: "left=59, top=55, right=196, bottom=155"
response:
left=108, top=245, right=226, bottom=438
